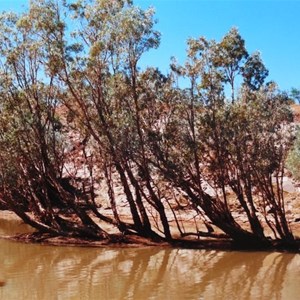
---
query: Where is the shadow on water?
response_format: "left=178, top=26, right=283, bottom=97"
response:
left=0, top=218, right=34, bottom=236
left=0, top=219, right=300, bottom=299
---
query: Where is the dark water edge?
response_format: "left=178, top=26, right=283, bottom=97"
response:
left=2, top=231, right=300, bottom=254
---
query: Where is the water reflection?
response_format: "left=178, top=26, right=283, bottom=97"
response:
left=0, top=238, right=299, bottom=300
left=0, top=217, right=300, bottom=299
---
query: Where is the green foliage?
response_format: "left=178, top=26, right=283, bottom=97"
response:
left=287, top=128, right=300, bottom=180
left=241, top=51, right=269, bottom=90
left=178, top=28, right=269, bottom=103
left=290, top=87, right=300, bottom=104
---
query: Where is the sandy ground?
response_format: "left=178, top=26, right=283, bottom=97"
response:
left=1, top=184, right=300, bottom=243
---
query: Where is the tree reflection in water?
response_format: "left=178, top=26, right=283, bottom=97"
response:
left=0, top=239, right=299, bottom=299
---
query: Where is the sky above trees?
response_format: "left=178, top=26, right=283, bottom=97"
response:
left=1, top=0, right=299, bottom=92
left=134, top=0, right=300, bottom=92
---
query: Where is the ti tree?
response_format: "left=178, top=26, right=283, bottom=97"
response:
left=164, top=28, right=294, bottom=247
left=36, top=0, right=171, bottom=240
left=197, top=27, right=269, bottom=102
left=0, top=1, right=110, bottom=239
left=212, top=27, right=249, bottom=102
left=241, top=51, right=269, bottom=91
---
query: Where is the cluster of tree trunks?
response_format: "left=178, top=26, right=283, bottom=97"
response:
left=0, top=0, right=298, bottom=251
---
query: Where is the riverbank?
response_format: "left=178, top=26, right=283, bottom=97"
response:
left=1, top=209, right=300, bottom=252
left=3, top=230, right=300, bottom=253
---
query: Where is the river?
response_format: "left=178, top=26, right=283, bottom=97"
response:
left=0, top=217, right=300, bottom=299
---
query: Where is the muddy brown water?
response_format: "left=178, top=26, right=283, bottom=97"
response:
left=0, top=218, right=300, bottom=300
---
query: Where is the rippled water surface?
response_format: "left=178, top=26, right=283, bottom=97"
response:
left=0, top=218, right=300, bottom=300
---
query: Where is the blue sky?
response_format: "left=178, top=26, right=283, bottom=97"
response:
left=134, top=0, right=300, bottom=92
left=1, top=0, right=299, bottom=92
